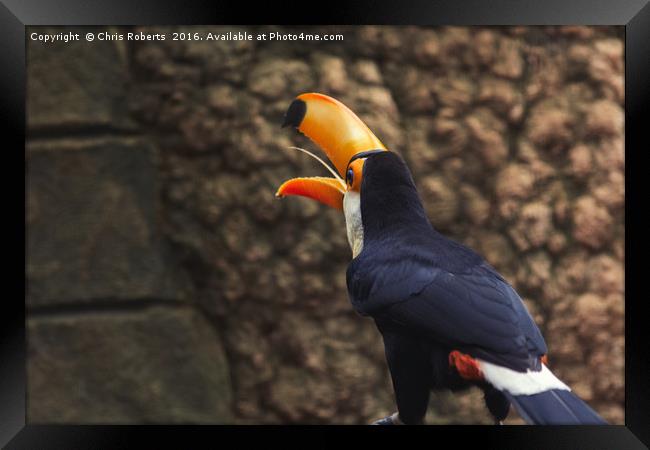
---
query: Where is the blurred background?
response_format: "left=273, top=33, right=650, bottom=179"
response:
left=26, top=25, right=624, bottom=424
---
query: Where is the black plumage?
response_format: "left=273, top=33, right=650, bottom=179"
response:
left=345, top=151, right=596, bottom=424
left=276, top=91, right=606, bottom=425
left=347, top=152, right=546, bottom=370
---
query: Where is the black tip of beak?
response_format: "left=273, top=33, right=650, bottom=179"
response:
left=281, top=99, right=307, bottom=129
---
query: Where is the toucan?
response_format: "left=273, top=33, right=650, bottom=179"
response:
left=275, top=92, right=607, bottom=425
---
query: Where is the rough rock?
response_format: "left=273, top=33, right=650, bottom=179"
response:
left=584, top=100, right=623, bottom=138
left=572, top=196, right=615, bottom=249
left=28, top=306, right=233, bottom=423
left=26, top=138, right=191, bottom=306
left=27, top=26, right=135, bottom=130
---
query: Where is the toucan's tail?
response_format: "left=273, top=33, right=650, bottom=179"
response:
left=478, top=359, right=608, bottom=425
left=505, top=389, right=607, bottom=425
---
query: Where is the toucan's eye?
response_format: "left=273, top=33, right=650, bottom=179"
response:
left=346, top=168, right=354, bottom=186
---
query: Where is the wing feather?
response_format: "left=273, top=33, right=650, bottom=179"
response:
left=347, top=234, right=547, bottom=371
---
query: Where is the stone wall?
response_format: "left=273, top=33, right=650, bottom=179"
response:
left=26, top=25, right=624, bottom=424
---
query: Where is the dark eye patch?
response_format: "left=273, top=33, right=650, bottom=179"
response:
left=346, top=168, right=354, bottom=185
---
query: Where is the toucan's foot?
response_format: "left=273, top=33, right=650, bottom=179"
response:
left=495, top=420, right=504, bottom=425
left=372, top=412, right=402, bottom=425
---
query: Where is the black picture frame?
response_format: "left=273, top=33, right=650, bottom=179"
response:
left=4, top=1, right=649, bottom=448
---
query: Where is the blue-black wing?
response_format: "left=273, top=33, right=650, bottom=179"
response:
left=347, top=234, right=547, bottom=372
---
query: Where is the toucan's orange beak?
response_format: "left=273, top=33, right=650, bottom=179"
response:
left=276, top=177, right=345, bottom=210
left=275, top=93, right=387, bottom=210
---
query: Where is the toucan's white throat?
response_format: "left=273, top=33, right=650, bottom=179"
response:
left=343, top=191, right=364, bottom=258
